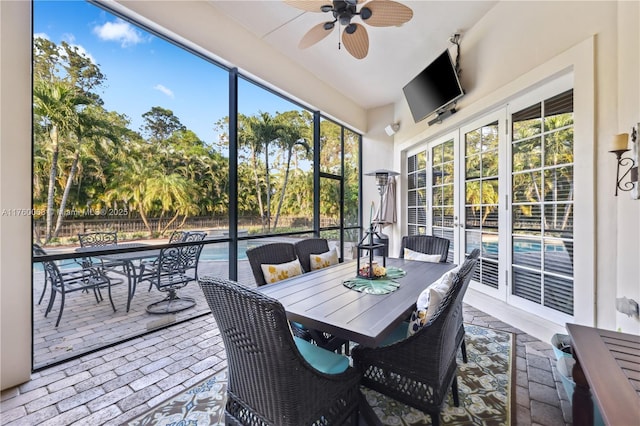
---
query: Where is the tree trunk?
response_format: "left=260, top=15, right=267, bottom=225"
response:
left=161, top=211, right=181, bottom=235
left=53, top=150, right=80, bottom=238
left=45, top=125, right=59, bottom=242
left=251, top=150, right=265, bottom=231
left=264, top=147, right=271, bottom=232
left=273, top=147, right=293, bottom=230
left=138, top=205, right=152, bottom=236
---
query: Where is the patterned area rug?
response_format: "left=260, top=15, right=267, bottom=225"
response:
left=129, top=325, right=512, bottom=426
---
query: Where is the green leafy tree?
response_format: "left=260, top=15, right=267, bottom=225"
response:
left=142, top=106, right=185, bottom=143
left=272, top=111, right=311, bottom=230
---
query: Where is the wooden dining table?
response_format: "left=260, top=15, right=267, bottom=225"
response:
left=257, top=257, right=456, bottom=347
left=566, top=323, right=640, bottom=426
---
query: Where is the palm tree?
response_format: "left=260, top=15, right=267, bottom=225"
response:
left=53, top=105, right=120, bottom=237
left=272, top=111, right=311, bottom=230
left=33, top=80, right=91, bottom=242
left=241, top=112, right=283, bottom=232
left=145, top=173, right=198, bottom=235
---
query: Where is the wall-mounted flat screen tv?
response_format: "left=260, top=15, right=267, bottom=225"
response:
left=403, top=49, right=464, bottom=123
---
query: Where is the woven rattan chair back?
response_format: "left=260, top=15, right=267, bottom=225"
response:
left=454, top=248, right=480, bottom=363
left=399, top=235, right=450, bottom=262
left=199, top=276, right=361, bottom=426
left=293, top=238, right=331, bottom=273
left=352, top=255, right=479, bottom=426
left=245, top=242, right=297, bottom=287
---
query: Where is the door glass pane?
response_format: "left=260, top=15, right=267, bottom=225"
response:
left=465, top=122, right=500, bottom=289
left=320, top=177, right=340, bottom=228
left=407, top=151, right=427, bottom=235
left=431, top=139, right=455, bottom=261
left=511, top=89, right=574, bottom=316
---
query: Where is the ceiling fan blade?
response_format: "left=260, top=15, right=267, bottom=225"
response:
left=299, top=22, right=334, bottom=49
left=284, top=0, right=332, bottom=13
left=342, top=24, right=369, bottom=59
left=363, top=0, right=413, bottom=27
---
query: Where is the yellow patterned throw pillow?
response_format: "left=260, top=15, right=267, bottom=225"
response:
left=310, top=247, right=339, bottom=271
left=261, top=259, right=303, bottom=284
left=407, top=309, right=428, bottom=336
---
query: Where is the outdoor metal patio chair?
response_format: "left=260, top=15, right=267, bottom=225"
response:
left=140, top=231, right=206, bottom=314
left=33, top=244, right=115, bottom=327
left=199, top=276, right=361, bottom=426
left=399, top=235, right=451, bottom=262
left=143, top=230, right=192, bottom=292
left=78, top=231, right=127, bottom=281
left=352, top=254, right=479, bottom=426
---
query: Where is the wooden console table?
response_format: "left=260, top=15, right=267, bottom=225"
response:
left=566, top=323, right=640, bottom=425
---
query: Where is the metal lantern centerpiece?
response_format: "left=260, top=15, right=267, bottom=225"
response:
left=356, top=223, right=387, bottom=279
left=357, top=169, right=399, bottom=279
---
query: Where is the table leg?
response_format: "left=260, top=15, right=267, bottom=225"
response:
left=572, top=355, right=594, bottom=426
left=123, top=261, right=136, bottom=313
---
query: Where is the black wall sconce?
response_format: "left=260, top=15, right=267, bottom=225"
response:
left=609, top=126, right=638, bottom=197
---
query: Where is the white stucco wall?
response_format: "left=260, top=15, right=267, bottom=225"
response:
left=615, top=0, right=640, bottom=335
left=0, top=0, right=33, bottom=390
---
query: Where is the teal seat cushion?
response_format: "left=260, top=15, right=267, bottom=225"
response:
left=379, top=321, right=410, bottom=346
left=293, top=336, right=349, bottom=374
left=291, top=321, right=306, bottom=331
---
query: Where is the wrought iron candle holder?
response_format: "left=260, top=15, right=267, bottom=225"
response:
left=609, top=128, right=638, bottom=197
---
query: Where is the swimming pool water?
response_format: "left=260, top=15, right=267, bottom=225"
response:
left=200, top=241, right=263, bottom=261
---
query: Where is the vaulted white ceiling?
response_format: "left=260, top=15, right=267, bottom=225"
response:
left=207, top=1, right=497, bottom=110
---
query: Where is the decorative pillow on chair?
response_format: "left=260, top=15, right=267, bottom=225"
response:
left=404, top=247, right=442, bottom=263
left=407, top=308, right=428, bottom=336
left=416, top=270, right=455, bottom=309
left=310, top=247, right=339, bottom=271
left=261, top=259, right=303, bottom=284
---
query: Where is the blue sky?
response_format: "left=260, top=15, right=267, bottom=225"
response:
left=33, top=0, right=299, bottom=145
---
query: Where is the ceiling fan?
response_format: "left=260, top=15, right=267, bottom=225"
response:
left=285, top=0, right=413, bottom=59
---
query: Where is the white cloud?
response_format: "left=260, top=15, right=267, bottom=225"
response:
left=154, top=84, right=174, bottom=99
left=93, top=19, right=144, bottom=48
left=34, top=33, right=50, bottom=41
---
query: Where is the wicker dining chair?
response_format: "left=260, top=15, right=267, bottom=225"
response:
left=199, top=276, right=361, bottom=426
left=455, top=248, right=480, bottom=363
left=294, top=238, right=334, bottom=273
left=246, top=242, right=299, bottom=287
left=399, top=235, right=450, bottom=262
left=352, top=255, right=479, bottom=426
left=293, top=238, right=350, bottom=353
left=246, top=242, right=315, bottom=341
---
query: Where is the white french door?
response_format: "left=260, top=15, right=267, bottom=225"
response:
left=458, top=111, right=509, bottom=301
left=405, top=76, right=576, bottom=323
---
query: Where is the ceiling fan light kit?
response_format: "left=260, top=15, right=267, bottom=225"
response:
left=286, top=0, right=414, bottom=59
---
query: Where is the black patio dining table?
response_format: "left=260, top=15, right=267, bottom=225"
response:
left=75, top=243, right=160, bottom=312
left=257, top=258, right=456, bottom=347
